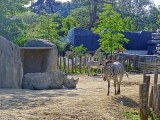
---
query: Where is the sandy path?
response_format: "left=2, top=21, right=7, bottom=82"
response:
left=0, top=73, right=158, bottom=120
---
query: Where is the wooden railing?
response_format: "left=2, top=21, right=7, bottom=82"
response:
left=139, top=69, right=160, bottom=119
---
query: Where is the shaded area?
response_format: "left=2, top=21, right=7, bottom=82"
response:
left=112, top=95, right=139, bottom=108
left=0, top=89, right=79, bottom=110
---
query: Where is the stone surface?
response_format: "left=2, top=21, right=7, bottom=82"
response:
left=21, top=39, right=58, bottom=74
left=22, top=70, right=79, bottom=90
left=0, top=36, right=23, bottom=88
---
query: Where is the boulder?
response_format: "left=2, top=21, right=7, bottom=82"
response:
left=22, top=70, right=79, bottom=90
left=0, top=36, right=23, bottom=88
left=20, top=39, right=58, bottom=74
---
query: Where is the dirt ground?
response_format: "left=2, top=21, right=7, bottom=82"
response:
left=0, top=73, right=159, bottom=120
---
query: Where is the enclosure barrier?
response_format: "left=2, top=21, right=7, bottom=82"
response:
left=58, top=53, right=160, bottom=74
left=118, top=53, right=160, bottom=72
left=139, top=69, right=160, bottom=119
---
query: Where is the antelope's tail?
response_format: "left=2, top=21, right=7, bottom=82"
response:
left=125, top=71, right=129, bottom=78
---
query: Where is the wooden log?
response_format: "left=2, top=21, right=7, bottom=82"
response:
left=139, top=83, right=149, bottom=120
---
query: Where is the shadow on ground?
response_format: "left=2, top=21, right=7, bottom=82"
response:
left=112, top=95, right=139, bottom=108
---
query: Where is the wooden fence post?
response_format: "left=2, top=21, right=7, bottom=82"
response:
left=154, top=69, right=158, bottom=84
left=139, top=73, right=150, bottom=120
left=149, top=86, right=153, bottom=115
left=79, top=55, right=82, bottom=73
left=153, top=84, right=160, bottom=118
left=143, top=70, right=146, bottom=83
left=60, top=56, right=62, bottom=71
left=63, top=57, right=66, bottom=73
left=128, top=55, right=131, bottom=71
left=72, top=57, right=74, bottom=73
left=84, top=55, right=87, bottom=73
left=68, top=57, right=69, bottom=73
left=139, top=83, right=149, bottom=120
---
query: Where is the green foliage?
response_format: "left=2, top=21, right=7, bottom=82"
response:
left=0, top=0, right=29, bottom=41
left=93, top=4, right=129, bottom=57
left=93, top=49, right=104, bottom=60
left=68, top=6, right=90, bottom=29
left=61, top=16, right=79, bottom=36
left=12, top=35, right=28, bottom=47
left=157, top=14, right=160, bottom=25
left=27, top=13, right=66, bottom=51
left=29, top=14, right=59, bottom=41
left=65, top=51, right=75, bottom=59
left=123, top=17, right=135, bottom=32
left=118, top=101, right=159, bottom=120
left=70, top=45, right=87, bottom=57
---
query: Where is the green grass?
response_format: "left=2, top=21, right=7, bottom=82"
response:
left=115, top=101, right=159, bottom=120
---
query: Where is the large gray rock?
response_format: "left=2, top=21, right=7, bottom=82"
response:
left=0, top=36, right=23, bottom=88
left=22, top=70, right=79, bottom=90
left=21, top=39, right=58, bottom=74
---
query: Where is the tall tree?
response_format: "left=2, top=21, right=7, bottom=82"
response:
left=110, top=0, right=154, bottom=30
left=70, top=0, right=112, bottom=30
left=68, top=7, right=90, bottom=28
left=93, top=4, right=129, bottom=59
left=30, top=0, right=60, bottom=14
left=61, top=17, right=79, bottom=36
left=145, top=5, right=160, bottom=31
left=0, top=0, right=29, bottom=41
left=157, top=14, right=160, bottom=25
left=123, top=17, right=134, bottom=32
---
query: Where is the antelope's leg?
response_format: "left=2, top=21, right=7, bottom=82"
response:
left=117, top=82, right=120, bottom=94
left=114, top=80, right=116, bottom=95
left=117, top=77, right=122, bottom=94
left=88, top=67, right=91, bottom=76
left=107, top=80, right=110, bottom=96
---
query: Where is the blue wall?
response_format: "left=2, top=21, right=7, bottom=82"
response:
left=123, top=31, right=152, bottom=50
left=67, top=28, right=100, bottom=51
left=67, top=28, right=153, bottom=52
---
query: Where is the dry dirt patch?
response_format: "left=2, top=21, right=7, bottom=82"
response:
left=0, top=73, right=158, bottom=120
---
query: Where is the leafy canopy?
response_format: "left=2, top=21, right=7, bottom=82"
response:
left=93, top=4, right=129, bottom=55
left=157, top=14, right=160, bottom=25
left=61, top=16, right=79, bottom=36
left=70, top=44, right=87, bottom=57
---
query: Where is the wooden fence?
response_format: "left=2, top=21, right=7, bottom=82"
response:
left=58, top=55, right=93, bottom=74
left=57, top=53, right=113, bottom=74
left=139, top=69, right=160, bottom=119
left=58, top=53, right=160, bottom=74
left=117, top=53, right=160, bottom=73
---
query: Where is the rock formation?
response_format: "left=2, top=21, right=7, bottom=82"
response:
left=0, top=36, right=23, bottom=88
left=21, top=39, right=58, bottom=74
